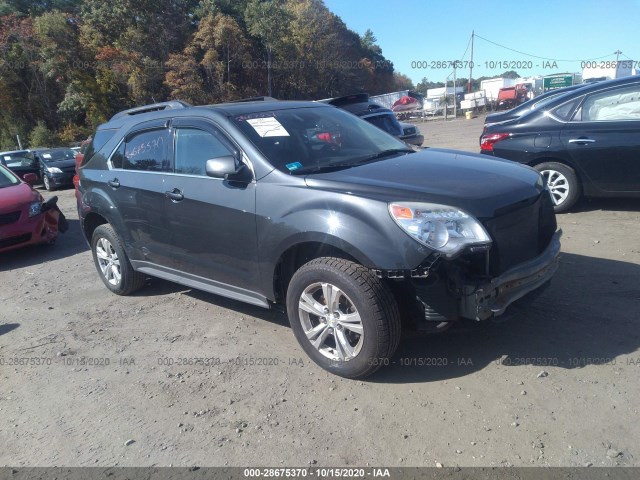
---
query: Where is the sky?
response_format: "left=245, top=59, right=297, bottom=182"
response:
left=323, top=0, right=640, bottom=85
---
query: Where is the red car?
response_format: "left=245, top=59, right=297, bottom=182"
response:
left=0, top=164, right=67, bottom=253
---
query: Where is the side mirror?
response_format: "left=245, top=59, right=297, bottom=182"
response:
left=23, top=173, right=38, bottom=185
left=205, top=156, right=238, bottom=178
left=205, top=156, right=252, bottom=182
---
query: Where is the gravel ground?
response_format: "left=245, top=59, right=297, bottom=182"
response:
left=1, top=117, right=639, bottom=467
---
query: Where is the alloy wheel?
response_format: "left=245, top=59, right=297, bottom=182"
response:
left=541, top=169, right=569, bottom=206
left=298, top=282, right=364, bottom=361
left=95, top=238, right=121, bottom=286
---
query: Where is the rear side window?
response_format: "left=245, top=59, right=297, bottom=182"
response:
left=121, top=128, right=172, bottom=172
left=82, top=129, right=117, bottom=166
left=580, top=85, right=640, bottom=121
left=174, top=128, right=233, bottom=176
left=551, top=98, right=581, bottom=121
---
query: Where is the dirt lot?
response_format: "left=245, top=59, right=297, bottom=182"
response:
left=1, top=116, right=640, bottom=468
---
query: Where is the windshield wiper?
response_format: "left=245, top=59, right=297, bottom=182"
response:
left=353, top=148, right=414, bottom=164
left=290, top=149, right=413, bottom=175
left=290, top=162, right=359, bottom=175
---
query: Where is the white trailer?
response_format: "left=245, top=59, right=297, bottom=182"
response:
left=583, top=63, right=633, bottom=82
left=426, top=86, right=464, bottom=99
left=480, top=77, right=517, bottom=101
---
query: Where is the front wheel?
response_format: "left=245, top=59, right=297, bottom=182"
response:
left=286, top=257, right=401, bottom=378
left=535, top=162, right=581, bottom=213
left=43, top=175, right=53, bottom=191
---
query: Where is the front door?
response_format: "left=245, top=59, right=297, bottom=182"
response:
left=163, top=118, right=260, bottom=296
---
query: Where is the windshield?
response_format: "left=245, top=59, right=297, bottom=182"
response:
left=0, top=165, right=20, bottom=188
left=38, top=149, right=76, bottom=163
left=232, top=106, right=409, bottom=174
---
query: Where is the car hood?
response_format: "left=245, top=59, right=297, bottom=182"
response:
left=304, top=148, right=543, bottom=218
left=0, top=183, right=39, bottom=210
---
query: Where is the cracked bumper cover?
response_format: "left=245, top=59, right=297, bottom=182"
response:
left=460, top=230, right=562, bottom=321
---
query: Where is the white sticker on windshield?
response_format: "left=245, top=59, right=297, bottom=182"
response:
left=43, top=153, right=52, bottom=159
left=246, top=117, right=290, bottom=137
left=3, top=156, right=9, bottom=160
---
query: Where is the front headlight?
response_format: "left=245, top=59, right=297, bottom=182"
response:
left=389, top=202, right=491, bottom=257
left=29, top=202, right=42, bottom=217
left=47, top=166, right=62, bottom=174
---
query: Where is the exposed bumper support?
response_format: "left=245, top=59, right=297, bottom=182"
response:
left=460, top=230, right=562, bottom=321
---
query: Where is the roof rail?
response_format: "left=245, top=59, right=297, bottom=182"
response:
left=109, top=100, right=191, bottom=121
left=229, top=96, right=279, bottom=103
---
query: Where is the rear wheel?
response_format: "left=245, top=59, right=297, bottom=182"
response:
left=286, top=257, right=401, bottom=378
left=535, top=162, right=580, bottom=213
left=91, top=224, right=145, bottom=295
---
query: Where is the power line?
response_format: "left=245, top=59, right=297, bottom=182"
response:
left=459, top=34, right=471, bottom=62
left=474, top=33, right=616, bottom=62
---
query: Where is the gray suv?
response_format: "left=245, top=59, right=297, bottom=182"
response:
left=78, top=99, right=561, bottom=378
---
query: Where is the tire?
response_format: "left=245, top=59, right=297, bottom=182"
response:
left=286, top=257, right=401, bottom=378
left=43, top=175, right=53, bottom=191
left=535, top=162, right=581, bottom=213
left=91, top=224, right=145, bottom=295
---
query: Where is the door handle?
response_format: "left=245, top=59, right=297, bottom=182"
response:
left=568, top=138, right=596, bottom=145
left=165, top=188, right=184, bottom=202
left=108, top=178, right=120, bottom=188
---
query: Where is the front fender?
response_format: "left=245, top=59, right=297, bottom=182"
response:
left=256, top=181, right=432, bottom=299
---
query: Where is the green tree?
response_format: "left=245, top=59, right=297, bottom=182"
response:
left=245, top=0, right=290, bottom=96
left=29, top=120, right=56, bottom=147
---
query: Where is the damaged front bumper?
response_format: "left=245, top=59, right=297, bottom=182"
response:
left=460, top=230, right=562, bottom=321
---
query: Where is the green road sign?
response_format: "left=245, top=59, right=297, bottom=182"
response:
left=543, top=75, right=574, bottom=91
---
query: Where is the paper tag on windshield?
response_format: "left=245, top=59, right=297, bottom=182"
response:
left=43, top=153, right=52, bottom=159
left=3, top=156, right=9, bottom=160
left=246, top=117, right=290, bottom=137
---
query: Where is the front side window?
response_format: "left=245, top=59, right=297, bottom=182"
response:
left=121, top=129, right=172, bottom=172
left=174, top=128, right=233, bottom=176
left=580, top=85, right=640, bottom=122
left=2, top=152, right=35, bottom=168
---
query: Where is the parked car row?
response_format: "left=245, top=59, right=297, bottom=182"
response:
left=480, top=75, right=640, bottom=212
left=0, top=147, right=79, bottom=191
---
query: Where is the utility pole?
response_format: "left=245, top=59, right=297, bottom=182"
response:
left=453, top=61, right=457, bottom=119
left=468, top=30, right=474, bottom=93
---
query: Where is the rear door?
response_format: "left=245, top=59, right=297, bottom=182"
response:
left=163, top=118, right=260, bottom=294
left=559, top=83, right=640, bottom=193
left=106, top=120, right=176, bottom=268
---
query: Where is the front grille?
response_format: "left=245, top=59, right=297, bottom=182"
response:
left=482, top=192, right=557, bottom=276
left=0, top=211, right=21, bottom=226
left=0, top=233, right=31, bottom=249
left=403, top=127, right=416, bottom=135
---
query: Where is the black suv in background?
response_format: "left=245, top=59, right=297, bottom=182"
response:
left=481, top=76, right=640, bottom=212
left=78, top=99, right=560, bottom=378
left=320, top=93, right=424, bottom=147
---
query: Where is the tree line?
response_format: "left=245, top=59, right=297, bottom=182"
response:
left=0, top=0, right=409, bottom=149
